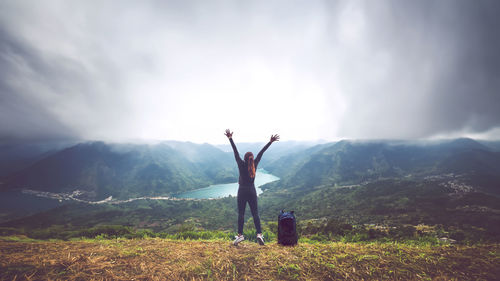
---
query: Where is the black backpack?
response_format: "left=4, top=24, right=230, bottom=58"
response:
left=278, top=210, right=298, bottom=245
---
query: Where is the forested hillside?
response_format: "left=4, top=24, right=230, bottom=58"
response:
left=264, top=138, right=500, bottom=194
left=2, top=141, right=239, bottom=200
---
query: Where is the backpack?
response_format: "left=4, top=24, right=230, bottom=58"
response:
left=278, top=210, right=298, bottom=245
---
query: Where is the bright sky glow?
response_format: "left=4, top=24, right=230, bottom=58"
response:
left=1, top=0, right=499, bottom=144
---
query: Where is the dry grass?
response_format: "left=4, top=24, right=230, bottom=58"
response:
left=0, top=238, right=499, bottom=280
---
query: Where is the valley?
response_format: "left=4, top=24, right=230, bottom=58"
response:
left=0, top=138, right=498, bottom=244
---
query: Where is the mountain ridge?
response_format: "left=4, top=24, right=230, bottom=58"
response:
left=264, top=138, right=500, bottom=194
left=1, top=141, right=238, bottom=200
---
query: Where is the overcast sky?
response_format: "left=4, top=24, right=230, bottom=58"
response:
left=1, top=0, right=499, bottom=144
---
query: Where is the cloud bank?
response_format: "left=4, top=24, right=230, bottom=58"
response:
left=1, top=0, right=499, bottom=143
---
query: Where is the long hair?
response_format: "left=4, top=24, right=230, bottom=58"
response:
left=244, top=152, right=256, bottom=179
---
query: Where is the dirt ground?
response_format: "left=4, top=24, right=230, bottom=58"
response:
left=1, top=238, right=499, bottom=280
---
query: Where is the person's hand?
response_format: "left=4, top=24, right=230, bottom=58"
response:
left=224, top=129, right=233, bottom=139
left=270, top=134, right=280, bottom=143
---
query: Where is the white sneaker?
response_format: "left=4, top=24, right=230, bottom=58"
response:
left=256, top=234, right=265, bottom=245
left=233, top=235, right=244, bottom=246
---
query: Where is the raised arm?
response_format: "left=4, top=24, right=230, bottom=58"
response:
left=225, top=129, right=243, bottom=166
left=255, top=134, right=280, bottom=167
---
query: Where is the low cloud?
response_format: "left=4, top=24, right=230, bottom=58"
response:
left=0, top=0, right=499, bottom=143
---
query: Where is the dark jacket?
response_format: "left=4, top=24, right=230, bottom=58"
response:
left=229, top=138, right=271, bottom=187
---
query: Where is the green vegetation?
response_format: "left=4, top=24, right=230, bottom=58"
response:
left=0, top=213, right=492, bottom=246
left=2, top=174, right=499, bottom=244
left=4, top=141, right=238, bottom=200
left=259, top=179, right=500, bottom=242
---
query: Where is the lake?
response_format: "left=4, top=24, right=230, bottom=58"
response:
left=174, top=169, right=279, bottom=199
left=0, top=169, right=279, bottom=222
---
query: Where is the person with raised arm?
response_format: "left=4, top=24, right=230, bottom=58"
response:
left=224, top=129, right=279, bottom=246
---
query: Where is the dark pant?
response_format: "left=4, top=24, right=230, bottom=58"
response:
left=237, top=186, right=262, bottom=234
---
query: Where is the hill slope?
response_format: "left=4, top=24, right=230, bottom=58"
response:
left=265, top=138, right=500, bottom=194
left=2, top=141, right=238, bottom=200
left=0, top=141, right=75, bottom=177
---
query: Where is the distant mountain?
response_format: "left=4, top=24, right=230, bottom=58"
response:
left=3, top=138, right=499, bottom=201
left=216, top=140, right=319, bottom=167
left=478, top=140, right=500, bottom=152
left=2, top=141, right=237, bottom=200
left=0, top=141, right=76, bottom=177
left=265, top=138, right=500, bottom=194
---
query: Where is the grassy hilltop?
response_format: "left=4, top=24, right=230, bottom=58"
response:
left=1, top=238, right=499, bottom=281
